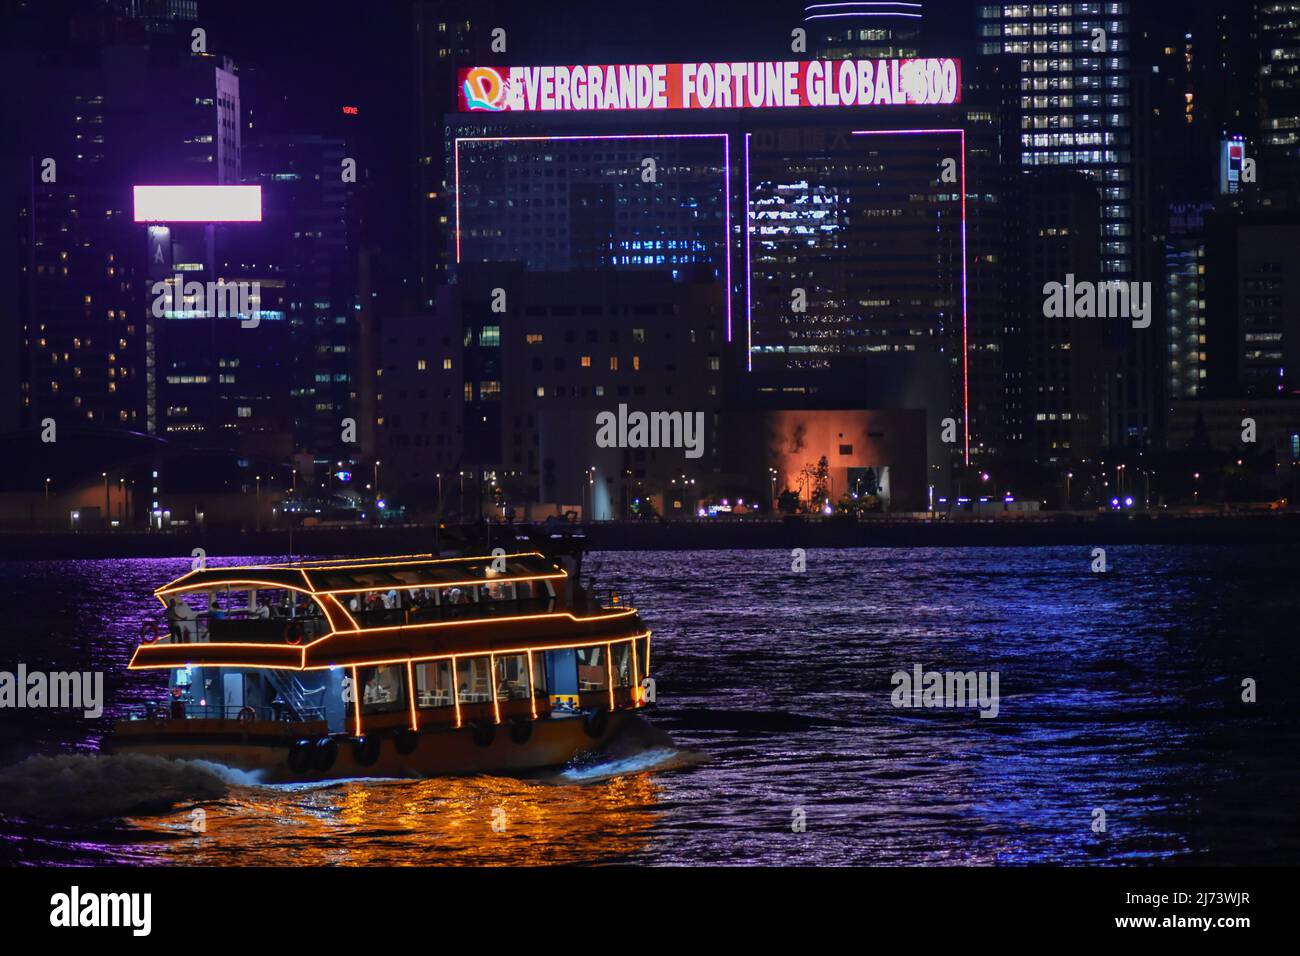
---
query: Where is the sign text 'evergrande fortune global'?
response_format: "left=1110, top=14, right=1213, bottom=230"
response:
left=459, top=59, right=962, bottom=113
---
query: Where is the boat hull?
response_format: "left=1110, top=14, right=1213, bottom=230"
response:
left=105, top=710, right=643, bottom=783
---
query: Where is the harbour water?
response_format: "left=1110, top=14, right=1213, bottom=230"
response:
left=0, top=546, right=1297, bottom=866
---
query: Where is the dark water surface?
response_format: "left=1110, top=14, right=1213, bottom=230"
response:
left=0, top=546, right=1297, bottom=866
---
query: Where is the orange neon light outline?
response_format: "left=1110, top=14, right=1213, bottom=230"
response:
left=406, top=660, right=418, bottom=732
left=322, top=593, right=359, bottom=631
left=450, top=654, right=462, bottom=727
left=152, top=551, right=555, bottom=595
left=526, top=651, right=538, bottom=719
left=167, top=550, right=546, bottom=576
left=126, top=634, right=651, bottom=677
left=306, top=607, right=636, bottom=645
left=316, top=570, right=565, bottom=597
left=129, top=608, right=633, bottom=657
left=606, top=642, right=615, bottom=711
left=351, top=665, right=362, bottom=737
left=630, top=638, right=641, bottom=706
left=244, top=552, right=437, bottom=569
left=489, top=652, right=501, bottom=725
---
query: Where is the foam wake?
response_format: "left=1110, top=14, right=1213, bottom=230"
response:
left=550, top=714, right=704, bottom=782
left=0, top=753, right=233, bottom=820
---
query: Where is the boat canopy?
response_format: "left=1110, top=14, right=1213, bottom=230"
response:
left=155, top=552, right=566, bottom=601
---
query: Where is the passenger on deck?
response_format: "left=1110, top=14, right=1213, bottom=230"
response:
left=166, top=597, right=198, bottom=642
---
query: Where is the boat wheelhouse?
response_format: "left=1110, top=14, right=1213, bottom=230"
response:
left=109, top=551, right=652, bottom=780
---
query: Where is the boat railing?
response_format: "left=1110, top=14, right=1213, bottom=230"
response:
left=140, top=701, right=326, bottom=723
left=152, top=613, right=329, bottom=645
left=588, top=588, right=632, bottom=611
left=348, top=596, right=557, bottom=629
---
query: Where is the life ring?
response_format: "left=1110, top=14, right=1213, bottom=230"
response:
left=283, top=620, right=304, bottom=645
left=140, top=621, right=159, bottom=644
left=310, top=736, right=338, bottom=772
left=469, top=721, right=496, bottom=748
left=583, top=707, right=610, bottom=739
left=351, top=735, right=381, bottom=767
left=287, top=739, right=313, bottom=774
left=237, top=706, right=256, bottom=725
left=394, top=728, right=419, bottom=755
left=509, top=717, right=533, bottom=745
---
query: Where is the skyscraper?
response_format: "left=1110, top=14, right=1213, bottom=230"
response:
left=1259, top=0, right=1300, bottom=188
left=803, top=1, right=924, bottom=59
left=976, top=3, right=1158, bottom=452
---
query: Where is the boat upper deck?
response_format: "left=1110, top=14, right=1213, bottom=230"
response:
left=156, top=551, right=565, bottom=599
left=132, top=551, right=644, bottom=671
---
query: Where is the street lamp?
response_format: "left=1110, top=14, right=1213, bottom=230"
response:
left=44, top=477, right=51, bottom=501
left=102, top=472, right=109, bottom=526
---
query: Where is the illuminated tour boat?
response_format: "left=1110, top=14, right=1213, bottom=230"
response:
left=109, top=551, right=652, bottom=781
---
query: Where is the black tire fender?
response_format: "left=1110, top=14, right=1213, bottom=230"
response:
left=351, top=735, right=381, bottom=766
left=509, top=716, right=533, bottom=744
left=470, top=721, right=496, bottom=747
left=287, top=738, right=313, bottom=774
left=583, top=707, right=610, bottom=739
left=394, top=728, right=419, bottom=755
left=310, top=736, right=338, bottom=772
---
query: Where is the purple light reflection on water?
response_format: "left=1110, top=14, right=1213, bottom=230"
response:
left=0, top=547, right=1298, bottom=866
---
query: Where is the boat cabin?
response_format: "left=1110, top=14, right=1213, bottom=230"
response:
left=127, top=552, right=650, bottom=738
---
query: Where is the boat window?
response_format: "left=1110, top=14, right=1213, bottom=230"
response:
left=529, top=651, right=548, bottom=695
left=637, top=637, right=650, bottom=675
left=413, top=660, right=454, bottom=709
left=439, top=585, right=476, bottom=606
left=494, top=653, right=531, bottom=700
left=456, top=656, right=493, bottom=703
left=482, top=580, right=516, bottom=603
left=575, top=645, right=608, bottom=691
left=357, top=663, right=407, bottom=715
left=610, top=642, right=634, bottom=687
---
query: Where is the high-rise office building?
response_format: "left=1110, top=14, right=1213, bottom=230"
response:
left=1165, top=201, right=1213, bottom=401
left=1259, top=1, right=1300, bottom=187
left=976, top=3, right=1160, bottom=452
left=804, top=1, right=923, bottom=59
left=976, top=3, right=1135, bottom=276
left=451, top=131, right=727, bottom=280
left=411, top=0, right=507, bottom=307
left=2, top=25, right=242, bottom=437
left=242, top=134, right=358, bottom=461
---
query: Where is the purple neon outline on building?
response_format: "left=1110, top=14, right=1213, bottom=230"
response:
left=743, top=127, right=969, bottom=464
left=454, top=132, right=733, bottom=342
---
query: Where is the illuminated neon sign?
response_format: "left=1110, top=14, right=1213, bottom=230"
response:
left=458, top=59, right=961, bottom=112
left=133, top=185, right=263, bottom=223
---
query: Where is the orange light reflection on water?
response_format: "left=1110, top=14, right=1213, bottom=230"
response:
left=130, top=772, right=661, bottom=866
